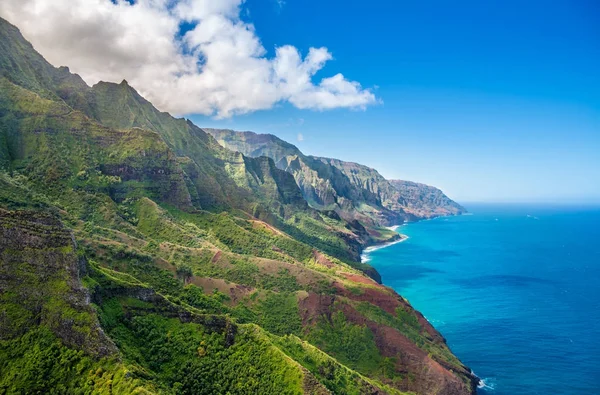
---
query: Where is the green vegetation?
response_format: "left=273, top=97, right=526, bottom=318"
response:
left=0, top=327, right=149, bottom=395
left=182, top=285, right=230, bottom=315
left=98, top=303, right=306, bottom=395
left=255, top=292, right=303, bottom=336
left=308, top=311, right=382, bottom=375
left=273, top=335, right=406, bottom=395
left=0, top=16, right=475, bottom=395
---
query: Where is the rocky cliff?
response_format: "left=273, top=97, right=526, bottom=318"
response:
left=389, top=180, right=466, bottom=218
left=206, top=129, right=466, bottom=228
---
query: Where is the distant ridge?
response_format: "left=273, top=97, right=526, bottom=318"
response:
left=388, top=180, right=466, bottom=218
left=205, top=128, right=466, bottom=227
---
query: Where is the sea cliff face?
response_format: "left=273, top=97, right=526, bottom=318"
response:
left=205, top=129, right=410, bottom=227
left=0, top=16, right=476, bottom=394
left=388, top=180, right=466, bottom=218
left=205, top=128, right=466, bottom=228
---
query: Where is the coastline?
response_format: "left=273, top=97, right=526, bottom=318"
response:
left=361, top=214, right=464, bottom=263
left=361, top=225, right=408, bottom=263
left=359, top=218, right=481, bottom=393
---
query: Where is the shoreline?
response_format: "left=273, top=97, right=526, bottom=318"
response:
left=361, top=225, right=408, bottom=263
left=359, top=215, right=482, bottom=391
left=360, top=216, right=456, bottom=263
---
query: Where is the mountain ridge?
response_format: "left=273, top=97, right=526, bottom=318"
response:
left=0, top=16, right=477, bottom=395
left=204, top=128, right=466, bottom=226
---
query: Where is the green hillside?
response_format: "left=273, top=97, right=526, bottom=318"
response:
left=0, top=17, right=477, bottom=395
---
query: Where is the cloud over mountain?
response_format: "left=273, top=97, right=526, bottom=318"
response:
left=0, top=0, right=378, bottom=118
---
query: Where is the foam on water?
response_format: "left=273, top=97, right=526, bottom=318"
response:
left=361, top=236, right=408, bottom=263
left=477, top=377, right=496, bottom=391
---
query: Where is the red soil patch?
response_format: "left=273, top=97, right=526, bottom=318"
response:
left=211, top=250, right=222, bottom=263
left=299, top=292, right=473, bottom=395
left=334, top=279, right=445, bottom=343
left=341, top=272, right=379, bottom=286
left=298, top=293, right=336, bottom=326
left=312, top=250, right=335, bottom=268
left=190, top=277, right=254, bottom=304
left=334, top=281, right=401, bottom=315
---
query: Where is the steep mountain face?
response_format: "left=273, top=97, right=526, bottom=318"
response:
left=0, top=17, right=477, bottom=395
left=206, top=129, right=466, bottom=228
left=389, top=180, right=467, bottom=218
left=0, top=209, right=116, bottom=356
left=312, top=157, right=410, bottom=217
left=83, top=80, right=308, bottom=213
left=205, top=129, right=410, bottom=227
left=0, top=17, right=377, bottom=263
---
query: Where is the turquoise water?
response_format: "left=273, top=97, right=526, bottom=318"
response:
left=365, top=204, right=600, bottom=394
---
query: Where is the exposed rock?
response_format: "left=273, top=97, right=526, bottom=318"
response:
left=389, top=180, right=467, bottom=218
left=205, top=128, right=466, bottom=228
left=0, top=209, right=117, bottom=356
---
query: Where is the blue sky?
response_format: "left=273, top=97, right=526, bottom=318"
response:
left=189, top=0, right=600, bottom=203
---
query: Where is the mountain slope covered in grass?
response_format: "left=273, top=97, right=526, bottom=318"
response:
left=0, top=17, right=477, bottom=395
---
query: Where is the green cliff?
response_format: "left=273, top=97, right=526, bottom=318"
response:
left=0, top=17, right=477, bottom=395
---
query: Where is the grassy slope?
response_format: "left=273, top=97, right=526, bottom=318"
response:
left=0, top=16, right=476, bottom=395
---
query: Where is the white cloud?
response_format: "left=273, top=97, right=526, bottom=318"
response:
left=0, top=0, right=378, bottom=118
left=297, top=133, right=304, bottom=142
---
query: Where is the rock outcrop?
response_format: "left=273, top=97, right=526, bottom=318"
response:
left=0, top=209, right=116, bottom=356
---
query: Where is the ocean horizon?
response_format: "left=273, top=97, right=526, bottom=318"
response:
left=364, top=203, right=600, bottom=394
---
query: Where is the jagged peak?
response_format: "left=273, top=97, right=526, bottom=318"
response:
left=93, top=79, right=133, bottom=91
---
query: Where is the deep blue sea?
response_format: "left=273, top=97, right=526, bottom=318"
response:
left=364, top=204, right=600, bottom=394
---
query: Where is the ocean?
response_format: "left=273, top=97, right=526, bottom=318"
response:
left=363, top=204, right=600, bottom=394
